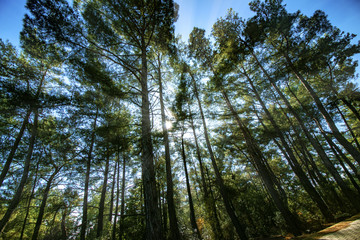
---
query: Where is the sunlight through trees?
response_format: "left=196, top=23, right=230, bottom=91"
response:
left=0, top=0, right=360, bottom=239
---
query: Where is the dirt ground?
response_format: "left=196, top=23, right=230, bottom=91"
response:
left=256, top=213, right=360, bottom=240
left=294, top=213, right=360, bottom=240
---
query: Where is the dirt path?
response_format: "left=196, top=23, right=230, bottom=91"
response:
left=295, top=214, right=360, bottom=240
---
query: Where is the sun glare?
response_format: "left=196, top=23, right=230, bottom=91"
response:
left=165, top=121, right=173, bottom=130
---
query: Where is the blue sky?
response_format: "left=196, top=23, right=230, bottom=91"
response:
left=172, top=0, right=360, bottom=75
left=174, top=0, right=360, bottom=41
left=0, top=0, right=27, bottom=46
left=1, top=0, right=359, bottom=49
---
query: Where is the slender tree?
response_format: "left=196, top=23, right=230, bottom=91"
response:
left=80, top=108, right=98, bottom=240
left=180, top=130, right=202, bottom=239
left=32, top=166, right=61, bottom=240
left=156, top=53, right=181, bottom=239
left=96, top=151, right=110, bottom=238
left=119, top=154, right=127, bottom=240
left=0, top=108, right=39, bottom=232
left=188, top=67, right=248, bottom=240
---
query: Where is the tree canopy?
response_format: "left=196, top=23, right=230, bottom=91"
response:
left=0, top=0, right=360, bottom=239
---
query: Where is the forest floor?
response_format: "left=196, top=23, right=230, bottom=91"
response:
left=258, top=213, right=360, bottom=240
left=294, top=213, right=360, bottom=240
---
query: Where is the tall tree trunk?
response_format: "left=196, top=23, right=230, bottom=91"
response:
left=335, top=104, right=360, bottom=150
left=0, top=107, right=39, bottom=232
left=20, top=162, right=39, bottom=240
left=32, top=167, right=61, bottom=240
left=140, top=183, right=145, bottom=238
left=285, top=84, right=360, bottom=210
left=285, top=132, right=326, bottom=197
left=181, top=131, right=202, bottom=239
left=158, top=183, right=163, bottom=234
left=188, top=107, right=207, bottom=195
left=188, top=106, right=223, bottom=240
left=284, top=54, right=360, bottom=165
left=140, top=43, right=162, bottom=240
left=251, top=51, right=358, bottom=209
left=329, top=143, right=360, bottom=195
left=281, top=103, right=347, bottom=212
left=221, top=91, right=303, bottom=235
left=0, top=108, right=32, bottom=188
left=314, top=117, right=360, bottom=181
left=0, top=67, right=46, bottom=189
left=61, top=208, right=67, bottom=240
left=284, top=84, right=351, bottom=210
left=330, top=139, right=360, bottom=183
left=157, top=55, right=181, bottom=240
left=109, top=156, right=118, bottom=222
left=97, top=152, right=111, bottom=238
left=205, top=167, right=223, bottom=238
left=80, top=108, right=98, bottom=240
left=341, top=98, right=360, bottom=123
left=315, top=120, right=360, bottom=199
left=244, top=69, right=334, bottom=222
left=119, top=154, right=127, bottom=239
left=327, top=65, right=360, bottom=123
left=277, top=128, right=320, bottom=189
left=112, top=156, right=120, bottom=240
left=161, top=184, right=168, bottom=235
left=189, top=71, right=248, bottom=240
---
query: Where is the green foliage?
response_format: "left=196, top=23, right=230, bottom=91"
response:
left=1, top=0, right=360, bottom=239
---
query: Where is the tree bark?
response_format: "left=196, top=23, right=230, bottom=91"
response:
left=109, top=155, right=118, bottom=222
left=278, top=101, right=346, bottom=212
left=112, top=156, right=120, bottom=240
left=188, top=106, right=223, bottom=239
left=189, top=71, right=248, bottom=240
left=341, top=98, right=360, bottom=123
left=0, top=67, right=47, bottom=189
left=222, top=91, right=303, bottom=235
left=140, top=43, right=162, bottom=240
left=80, top=108, right=98, bottom=240
left=316, top=121, right=360, bottom=197
left=285, top=83, right=360, bottom=210
left=157, top=55, right=181, bottom=240
left=20, top=162, right=39, bottom=240
left=32, top=167, right=61, bottom=240
left=119, top=154, right=127, bottom=239
left=330, top=139, right=360, bottom=183
left=329, top=142, right=360, bottom=195
left=284, top=84, right=352, bottom=210
left=335, top=104, right=360, bottom=150
left=0, top=108, right=39, bottom=232
left=284, top=54, right=360, bottom=165
left=161, top=184, right=168, bottom=235
left=251, top=51, right=358, bottom=209
left=181, top=131, right=202, bottom=239
left=312, top=119, right=360, bottom=210
left=244, top=69, right=334, bottom=222
left=0, top=108, right=32, bottom=188
left=158, top=183, right=163, bottom=234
